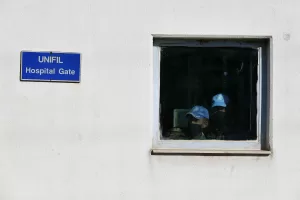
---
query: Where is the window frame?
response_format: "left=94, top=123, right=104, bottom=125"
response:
left=151, top=35, right=272, bottom=155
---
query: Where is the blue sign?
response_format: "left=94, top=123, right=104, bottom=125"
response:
left=20, top=51, right=81, bottom=82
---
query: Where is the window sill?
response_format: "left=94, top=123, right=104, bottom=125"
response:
left=151, top=148, right=271, bottom=156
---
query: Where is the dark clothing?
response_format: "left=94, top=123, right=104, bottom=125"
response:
left=205, top=107, right=227, bottom=139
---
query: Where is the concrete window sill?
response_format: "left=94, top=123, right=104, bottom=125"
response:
left=151, top=148, right=271, bottom=156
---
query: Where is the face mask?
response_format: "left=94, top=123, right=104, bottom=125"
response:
left=188, top=123, right=203, bottom=139
left=211, top=111, right=226, bottom=132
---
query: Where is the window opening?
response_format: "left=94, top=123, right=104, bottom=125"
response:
left=159, top=47, right=259, bottom=141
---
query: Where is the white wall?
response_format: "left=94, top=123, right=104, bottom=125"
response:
left=0, top=0, right=298, bottom=199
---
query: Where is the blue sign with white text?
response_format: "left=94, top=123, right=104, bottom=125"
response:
left=21, top=51, right=81, bottom=82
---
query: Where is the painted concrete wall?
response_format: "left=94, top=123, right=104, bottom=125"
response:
left=0, top=0, right=298, bottom=199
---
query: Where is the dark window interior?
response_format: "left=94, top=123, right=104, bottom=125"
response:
left=159, top=47, right=258, bottom=140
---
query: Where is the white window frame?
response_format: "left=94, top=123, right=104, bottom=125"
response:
left=151, top=35, right=272, bottom=155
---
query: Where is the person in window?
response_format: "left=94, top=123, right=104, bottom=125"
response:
left=186, top=106, right=209, bottom=140
left=209, top=93, right=230, bottom=139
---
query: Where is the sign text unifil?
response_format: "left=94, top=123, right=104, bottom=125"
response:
left=38, top=56, right=63, bottom=64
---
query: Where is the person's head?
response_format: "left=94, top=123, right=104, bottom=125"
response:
left=212, top=93, right=229, bottom=108
left=187, top=106, right=209, bottom=120
left=210, top=94, right=229, bottom=137
left=186, top=106, right=209, bottom=138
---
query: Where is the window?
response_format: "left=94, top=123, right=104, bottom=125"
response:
left=152, top=36, right=272, bottom=155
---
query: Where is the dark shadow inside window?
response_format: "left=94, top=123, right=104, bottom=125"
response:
left=159, top=47, right=258, bottom=140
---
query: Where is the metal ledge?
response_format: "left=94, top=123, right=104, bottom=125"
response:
left=151, top=148, right=271, bottom=156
